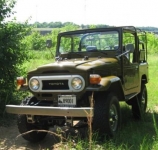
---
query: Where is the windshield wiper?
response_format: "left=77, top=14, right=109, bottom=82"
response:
left=59, top=52, right=84, bottom=59
left=67, top=52, right=83, bottom=57
left=88, top=50, right=108, bottom=56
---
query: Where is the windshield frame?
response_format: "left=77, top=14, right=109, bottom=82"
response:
left=56, top=27, right=122, bottom=56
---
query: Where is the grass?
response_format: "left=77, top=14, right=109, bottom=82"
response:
left=147, top=54, right=158, bottom=109
left=3, top=51, right=158, bottom=149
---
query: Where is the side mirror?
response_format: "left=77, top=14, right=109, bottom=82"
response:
left=125, top=43, right=134, bottom=53
left=46, top=39, right=52, bottom=48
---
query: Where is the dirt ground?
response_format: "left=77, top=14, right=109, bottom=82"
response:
left=0, top=120, right=87, bottom=150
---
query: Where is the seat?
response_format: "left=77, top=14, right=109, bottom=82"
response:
left=114, top=45, right=118, bottom=50
left=86, top=46, right=97, bottom=51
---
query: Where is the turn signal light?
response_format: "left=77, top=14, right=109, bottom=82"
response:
left=90, top=74, right=101, bottom=84
left=17, top=77, right=25, bottom=86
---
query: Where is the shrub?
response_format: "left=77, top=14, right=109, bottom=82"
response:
left=31, top=31, right=46, bottom=50
left=0, top=0, right=31, bottom=115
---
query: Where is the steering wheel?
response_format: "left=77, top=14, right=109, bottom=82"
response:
left=104, top=46, right=114, bottom=50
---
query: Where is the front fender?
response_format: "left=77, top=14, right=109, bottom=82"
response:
left=86, top=76, right=120, bottom=91
left=86, top=76, right=125, bottom=100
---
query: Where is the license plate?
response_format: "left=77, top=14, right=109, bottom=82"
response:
left=58, top=95, right=76, bottom=107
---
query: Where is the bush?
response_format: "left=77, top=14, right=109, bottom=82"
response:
left=0, top=21, right=31, bottom=115
left=31, top=31, right=46, bottom=50
left=0, top=0, right=31, bottom=115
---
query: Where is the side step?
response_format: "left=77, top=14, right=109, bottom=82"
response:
left=125, top=92, right=138, bottom=101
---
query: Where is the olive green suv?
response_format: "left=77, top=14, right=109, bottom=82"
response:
left=6, top=26, right=148, bottom=142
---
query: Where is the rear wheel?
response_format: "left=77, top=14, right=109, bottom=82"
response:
left=93, top=92, right=121, bottom=138
left=132, top=84, right=147, bottom=119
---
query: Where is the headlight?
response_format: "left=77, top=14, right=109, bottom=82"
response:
left=29, top=78, right=40, bottom=90
left=71, top=77, right=83, bottom=90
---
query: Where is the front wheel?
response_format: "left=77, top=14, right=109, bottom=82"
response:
left=17, top=114, right=49, bottom=142
left=17, top=97, right=49, bottom=142
left=93, top=92, right=121, bottom=138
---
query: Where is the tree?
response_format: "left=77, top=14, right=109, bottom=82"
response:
left=0, top=0, right=15, bottom=23
left=0, top=0, right=31, bottom=115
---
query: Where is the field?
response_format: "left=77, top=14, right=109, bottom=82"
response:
left=147, top=54, right=158, bottom=109
left=1, top=51, right=158, bottom=150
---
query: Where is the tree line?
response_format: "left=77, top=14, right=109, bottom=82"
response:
left=29, top=21, right=158, bottom=32
left=29, top=21, right=110, bottom=29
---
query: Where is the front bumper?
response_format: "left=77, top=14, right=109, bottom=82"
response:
left=5, top=105, right=93, bottom=117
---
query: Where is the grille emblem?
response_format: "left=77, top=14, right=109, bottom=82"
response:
left=49, top=83, right=64, bottom=86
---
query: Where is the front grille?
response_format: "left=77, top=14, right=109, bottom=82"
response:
left=29, top=75, right=85, bottom=92
left=42, top=80, right=69, bottom=90
left=41, top=93, right=53, bottom=97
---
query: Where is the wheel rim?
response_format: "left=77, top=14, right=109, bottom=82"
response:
left=109, top=104, right=118, bottom=132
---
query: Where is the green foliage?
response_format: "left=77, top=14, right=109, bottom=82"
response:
left=23, top=26, right=158, bottom=54
left=49, top=28, right=61, bottom=50
left=146, top=54, right=158, bottom=108
left=0, top=0, right=31, bottom=115
left=22, top=31, right=47, bottom=50
left=31, top=31, right=46, bottom=50
left=147, top=33, right=158, bottom=53
left=21, top=25, right=79, bottom=51
left=22, top=24, right=158, bottom=54
left=21, top=27, right=63, bottom=51
left=30, top=21, right=80, bottom=29
left=27, top=50, right=54, bottom=61
left=89, top=24, right=97, bottom=29
left=29, top=21, right=112, bottom=29
left=0, top=0, right=15, bottom=23
left=0, top=21, right=31, bottom=114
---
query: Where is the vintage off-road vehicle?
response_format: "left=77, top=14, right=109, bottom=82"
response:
left=6, top=26, right=148, bottom=142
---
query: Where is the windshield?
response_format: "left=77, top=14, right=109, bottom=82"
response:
left=59, top=31, right=119, bottom=54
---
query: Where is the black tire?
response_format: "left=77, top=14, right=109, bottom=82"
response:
left=17, top=115, right=48, bottom=142
left=17, top=97, right=48, bottom=142
left=132, top=84, right=147, bottom=119
left=93, top=92, right=121, bottom=138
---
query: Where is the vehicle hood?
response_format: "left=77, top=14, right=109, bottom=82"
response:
left=28, top=57, right=119, bottom=74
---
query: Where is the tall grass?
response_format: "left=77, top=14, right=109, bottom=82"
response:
left=147, top=54, right=158, bottom=109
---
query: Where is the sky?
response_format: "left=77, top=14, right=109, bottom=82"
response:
left=10, top=0, right=158, bottom=27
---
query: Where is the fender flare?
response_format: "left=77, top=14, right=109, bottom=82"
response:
left=86, top=76, right=125, bottom=100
